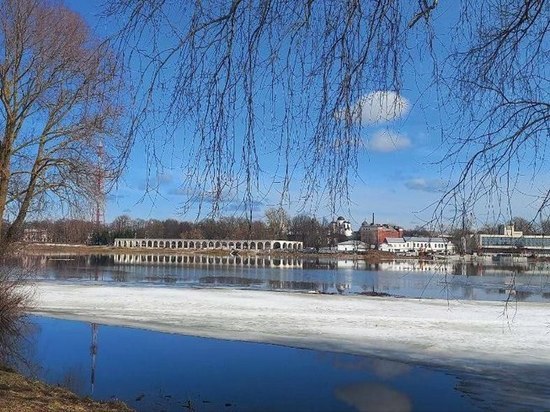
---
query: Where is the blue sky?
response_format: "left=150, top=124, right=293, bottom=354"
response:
left=64, top=1, right=545, bottom=230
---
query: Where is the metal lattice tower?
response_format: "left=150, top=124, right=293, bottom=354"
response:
left=93, top=141, right=105, bottom=226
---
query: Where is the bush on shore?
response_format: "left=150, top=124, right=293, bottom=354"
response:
left=0, top=247, right=32, bottom=367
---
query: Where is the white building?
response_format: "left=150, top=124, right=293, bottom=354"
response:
left=330, top=216, right=353, bottom=238
left=479, top=224, right=550, bottom=253
left=379, top=238, right=408, bottom=253
left=337, top=240, right=368, bottom=252
left=379, top=237, right=455, bottom=255
left=23, top=228, right=50, bottom=243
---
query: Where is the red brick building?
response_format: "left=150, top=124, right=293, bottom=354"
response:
left=360, top=222, right=403, bottom=247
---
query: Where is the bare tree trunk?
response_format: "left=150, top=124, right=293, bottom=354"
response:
left=0, top=0, right=128, bottom=242
left=4, top=132, right=46, bottom=242
left=0, top=122, right=15, bottom=238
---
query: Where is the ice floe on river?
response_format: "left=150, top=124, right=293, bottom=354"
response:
left=29, top=284, right=548, bottom=366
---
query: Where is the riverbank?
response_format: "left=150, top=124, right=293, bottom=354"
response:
left=0, top=365, right=132, bottom=411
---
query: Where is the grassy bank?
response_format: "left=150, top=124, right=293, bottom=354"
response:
left=0, top=365, right=132, bottom=412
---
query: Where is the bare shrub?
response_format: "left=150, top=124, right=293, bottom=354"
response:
left=0, top=256, right=33, bottom=367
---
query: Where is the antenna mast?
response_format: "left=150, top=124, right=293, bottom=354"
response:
left=93, top=141, right=105, bottom=226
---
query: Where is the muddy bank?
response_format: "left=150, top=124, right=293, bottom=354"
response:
left=0, top=365, right=131, bottom=412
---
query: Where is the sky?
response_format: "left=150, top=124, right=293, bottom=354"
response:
left=62, top=0, right=546, bottom=230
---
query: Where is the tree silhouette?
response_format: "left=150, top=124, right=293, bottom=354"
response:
left=0, top=0, right=128, bottom=245
left=105, top=1, right=547, bottom=221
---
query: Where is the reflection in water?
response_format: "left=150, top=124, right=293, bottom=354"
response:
left=29, top=316, right=483, bottom=412
left=58, top=364, right=86, bottom=395
left=13, top=253, right=550, bottom=301
left=335, top=382, right=412, bottom=412
left=456, top=366, right=550, bottom=411
left=373, top=260, right=453, bottom=273
left=370, top=359, right=412, bottom=379
left=320, top=352, right=412, bottom=379
left=200, top=276, right=263, bottom=287
left=90, top=323, right=98, bottom=394
left=113, top=253, right=303, bottom=268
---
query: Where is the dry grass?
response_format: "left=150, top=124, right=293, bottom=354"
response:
left=0, top=365, right=132, bottom=412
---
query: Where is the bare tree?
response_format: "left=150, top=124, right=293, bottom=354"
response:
left=0, top=0, right=128, bottom=245
left=105, top=0, right=411, bottom=215
left=510, top=217, right=536, bottom=235
left=0, top=0, right=127, bottom=366
left=105, top=1, right=547, bottom=223
left=265, top=207, right=290, bottom=239
left=433, top=0, right=549, bottom=223
left=289, top=214, right=325, bottom=248
left=540, top=218, right=550, bottom=235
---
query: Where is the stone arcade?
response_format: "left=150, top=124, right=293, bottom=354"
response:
left=114, top=238, right=303, bottom=251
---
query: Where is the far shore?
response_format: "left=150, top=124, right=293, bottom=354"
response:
left=17, top=242, right=403, bottom=262
left=23, top=242, right=544, bottom=263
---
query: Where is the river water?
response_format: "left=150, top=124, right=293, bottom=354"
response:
left=13, top=253, right=550, bottom=410
left=21, top=253, right=550, bottom=301
left=25, top=315, right=482, bottom=412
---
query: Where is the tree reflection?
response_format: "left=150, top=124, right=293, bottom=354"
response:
left=0, top=264, right=34, bottom=368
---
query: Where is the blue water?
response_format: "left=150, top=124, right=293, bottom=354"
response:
left=26, top=315, right=480, bottom=412
left=19, top=254, right=550, bottom=302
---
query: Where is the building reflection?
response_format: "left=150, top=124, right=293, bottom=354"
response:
left=12, top=254, right=550, bottom=301
left=113, top=253, right=303, bottom=268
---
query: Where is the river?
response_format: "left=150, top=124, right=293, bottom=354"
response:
left=12, top=253, right=550, bottom=411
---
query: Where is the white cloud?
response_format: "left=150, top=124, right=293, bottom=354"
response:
left=157, top=173, right=173, bottom=185
left=365, top=130, right=411, bottom=152
left=138, top=172, right=174, bottom=191
left=405, top=178, right=446, bottom=193
left=337, top=91, right=410, bottom=125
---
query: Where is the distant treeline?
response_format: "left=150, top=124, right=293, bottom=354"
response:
left=22, top=209, right=329, bottom=248
left=20, top=213, right=547, bottom=249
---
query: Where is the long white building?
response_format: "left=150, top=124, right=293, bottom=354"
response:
left=114, top=238, right=303, bottom=251
left=379, top=237, right=455, bottom=255
left=478, top=224, right=550, bottom=253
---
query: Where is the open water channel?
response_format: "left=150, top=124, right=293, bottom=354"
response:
left=14, top=254, right=550, bottom=411
left=21, top=253, right=550, bottom=301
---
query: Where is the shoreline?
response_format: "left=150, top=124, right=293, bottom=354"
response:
left=18, top=242, right=462, bottom=262
left=0, top=364, right=131, bottom=411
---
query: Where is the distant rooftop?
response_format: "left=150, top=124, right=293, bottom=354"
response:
left=338, top=240, right=367, bottom=246
left=404, top=237, right=448, bottom=243
left=385, top=238, right=405, bottom=243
